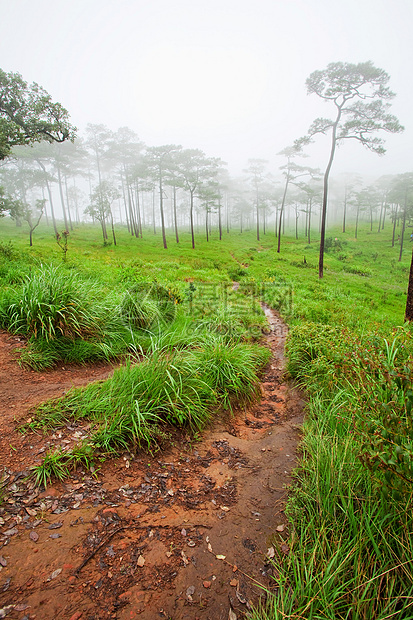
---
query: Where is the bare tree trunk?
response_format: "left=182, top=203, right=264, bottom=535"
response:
left=64, top=175, right=73, bottom=231
left=173, top=185, right=179, bottom=243
left=190, top=190, right=195, bottom=249
left=277, top=172, right=290, bottom=253
left=159, top=168, right=167, bottom=249
left=355, top=205, right=360, bottom=239
left=319, top=104, right=342, bottom=278
left=392, top=203, right=398, bottom=247
left=57, top=165, right=69, bottom=232
left=405, top=247, right=413, bottom=321
left=399, top=192, right=408, bottom=262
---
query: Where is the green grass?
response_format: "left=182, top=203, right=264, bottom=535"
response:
left=27, top=338, right=270, bottom=483
left=2, top=215, right=413, bottom=618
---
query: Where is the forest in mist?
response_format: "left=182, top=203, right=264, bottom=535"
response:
left=1, top=123, right=411, bottom=254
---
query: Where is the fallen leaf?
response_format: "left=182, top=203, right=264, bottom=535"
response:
left=266, top=547, right=275, bottom=559
left=276, top=524, right=285, bottom=532
left=230, top=578, right=239, bottom=587
left=187, top=540, right=196, bottom=547
left=181, top=551, right=189, bottom=566
left=0, top=605, right=15, bottom=619
left=220, top=506, right=230, bottom=512
left=216, top=554, right=226, bottom=560
left=14, top=604, right=29, bottom=612
left=186, top=585, right=195, bottom=601
left=48, top=522, right=63, bottom=530
left=281, top=543, right=290, bottom=555
left=236, top=590, right=247, bottom=604
left=207, top=543, right=213, bottom=553
left=165, top=551, right=172, bottom=558
left=229, top=609, right=237, bottom=620
left=25, top=507, right=37, bottom=517
left=137, top=555, right=145, bottom=567
left=47, top=568, right=62, bottom=581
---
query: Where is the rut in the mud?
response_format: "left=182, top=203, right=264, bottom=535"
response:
left=0, top=307, right=304, bottom=620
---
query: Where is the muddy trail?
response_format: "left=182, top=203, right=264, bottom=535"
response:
left=0, top=307, right=304, bottom=620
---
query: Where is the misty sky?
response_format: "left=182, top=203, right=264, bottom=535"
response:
left=1, top=0, right=412, bottom=178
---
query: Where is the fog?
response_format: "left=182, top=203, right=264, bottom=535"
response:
left=1, top=0, right=412, bottom=178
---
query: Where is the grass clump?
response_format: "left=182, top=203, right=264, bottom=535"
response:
left=0, top=263, right=104, bottom=341
left=28, top=337, right=270, bottom=484
left=252, top=322, right=413, bottom=620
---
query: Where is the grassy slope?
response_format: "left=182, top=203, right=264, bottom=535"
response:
left=0, top=217, right=410, bottom=327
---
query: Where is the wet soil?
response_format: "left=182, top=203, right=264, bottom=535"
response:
left=0, top=308, right=304, bottom=620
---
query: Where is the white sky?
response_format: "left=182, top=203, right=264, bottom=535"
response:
left=1, top=0, right=412, bottom=178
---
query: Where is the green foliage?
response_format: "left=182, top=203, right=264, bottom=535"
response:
left=227, top=265, right=248, bottom=280
left=324, top=236, right=345, bottom=252
left=0, top=264, right=104, bottom=341
left=266, top=320, right=413, bottom=619
left=120, top=281, right=181, bottom=329
left=0, top=68, right=76, bottom=160
left=194, top=336, right=270, bottom=410
left=31, top=448, right=70, bottom=487
left=342, top=264, right=372, bottom=277
left=27, top=338, right=269, bottom=483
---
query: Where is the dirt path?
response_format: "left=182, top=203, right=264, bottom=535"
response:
left=0, top=308, right=304, bottom=620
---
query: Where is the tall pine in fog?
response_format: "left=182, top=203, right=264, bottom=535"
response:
left=301, top=61, right=403, bottom=278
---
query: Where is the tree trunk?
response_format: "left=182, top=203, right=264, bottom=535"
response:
left=392, top=203, right=398, bottom=247
left=256, top=186, right=260, bottom=241
left=405, top=247, right=413, bottom=321
left=159, top=166, right=167, bottom=249
left=37, top=160, right=58, bottom=235
left=343, top=189, right=347, bottom=233
left=319, top=104, right=342, bottom=278
left=308, top=199, right=312, bottom=244
left=110, top=211, right=117, bottom=246
left=64, top=175, right=73, bottom=231
left=173, top=185, right=179, bottom=243
left=57, top=165, right=69, bottom=231
left=355, top=205, right=360, bottom=239
left=190, top=189, right=195, bottom=249
left=378, top=199, right=384, bottom=233
left=205, top=207, right=209, bottom=242
left=277, top=173, right=290, bottom=253
left=399, top=192, right=408, bottom=262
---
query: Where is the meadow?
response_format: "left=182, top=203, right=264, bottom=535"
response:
left=1, top=216, right=412, bottom=619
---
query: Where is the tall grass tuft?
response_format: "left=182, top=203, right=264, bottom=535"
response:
left=28, top=338, right=270, bottom=483
left=1, top=264, right=106, bottom=341
left=252, top=322, right=413, bottom=620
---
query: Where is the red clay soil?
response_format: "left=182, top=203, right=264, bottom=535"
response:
left=0, top=308, right=304, bottom=620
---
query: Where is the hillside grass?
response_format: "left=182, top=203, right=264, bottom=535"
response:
left=1, top=216, right=413, bottom=618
